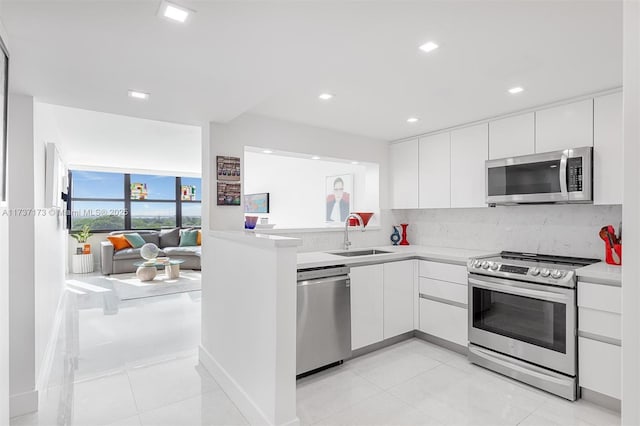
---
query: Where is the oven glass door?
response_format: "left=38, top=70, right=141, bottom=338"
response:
left=487, top=159, right=562, bottom=197
left=472, top=286, right=566, bottom=353
left=468, top=275, right=576, bottom=375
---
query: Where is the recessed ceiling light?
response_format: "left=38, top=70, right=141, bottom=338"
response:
left=158, top=1, right=192, bottom=23
left=351, top=161, right=359, bottom=165
left=419, top=41, right=439, bottom=53
left=508, top=86, right=524, bottom=94
left=128, top=90, right=149, bottom=100
left=407, top=117, right=419, bottom=123
left=262, top=150, right=273, bottom=154
left=311, top=155, right=321, bottom=160
left=318, top=93, right=334, bottom=101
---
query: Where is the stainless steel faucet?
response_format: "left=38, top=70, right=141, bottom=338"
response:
left=344, top=213, right=364, bottom=250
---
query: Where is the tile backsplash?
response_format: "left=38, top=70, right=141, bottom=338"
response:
left=397, top=204, right=622, bottom=260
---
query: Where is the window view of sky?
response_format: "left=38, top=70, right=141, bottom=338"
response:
left=72, top=170, right=124, bottom=199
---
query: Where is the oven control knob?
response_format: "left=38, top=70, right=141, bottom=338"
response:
left=481, top=261, right=490, bottom=269
left=551, top=269, right=564, bottom=279
left=530, top=267, right=540, bottom=276
left=490, top=262, right=500, bottom=271
left=540, top=268, right=551, bottom=277
left=473, top=260, right=482, bottom=268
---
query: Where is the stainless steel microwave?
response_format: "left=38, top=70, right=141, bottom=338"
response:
left=486, top=147, right=593, bottom=205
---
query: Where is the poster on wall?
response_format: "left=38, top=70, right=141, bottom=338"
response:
left=0, top=34, right=8, bottom=203
left=130, top=182, right=148, bottom=200
left=325, top=174, right=353, bottom=222
left=181, top=185, right=197, bottom=201
left=217, top=182, right=241, bottom=206
left=244, top=193, right=269, bottom=213
left=216, top=156, right=240, bottom=181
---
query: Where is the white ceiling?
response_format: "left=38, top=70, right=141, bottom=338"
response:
left=36, top=102, right=202, bottom=174
left=3, top=0, right=622, bottom=141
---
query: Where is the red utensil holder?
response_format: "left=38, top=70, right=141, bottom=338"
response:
left=605, top=241, right=622, bottom=266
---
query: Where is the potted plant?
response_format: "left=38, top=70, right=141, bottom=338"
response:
left=71, top=224, right=93, bottom=255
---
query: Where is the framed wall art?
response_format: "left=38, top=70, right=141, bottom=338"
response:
left=216, top=156, right=240, bottom=182
left=217, top=182, right=241, bottom=206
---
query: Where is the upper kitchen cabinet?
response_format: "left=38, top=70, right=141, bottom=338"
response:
left=535, top=99, right=594, bottom=153
left=489, top=113, right=535, bottom=159
left=390, top=139, right=419, bottom=209
left=594, top=92, right=623, bottom=205
left=450, top=124, right=488, bottom=208
left=418, top=133, right=450, bottom=209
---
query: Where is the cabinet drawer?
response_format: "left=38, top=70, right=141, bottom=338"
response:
left=419, top=277, right=467, bottom=305
left=578, top=282, right=621, bottom=314
left=419, top=298, right=467, bottom=346
left=579, top=307, right=621, bottom=341
left=579, top=337, right=621, bottom=399
left=419, top=260, right=467, bottom=285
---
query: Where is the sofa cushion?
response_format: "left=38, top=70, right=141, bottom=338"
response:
left=114, top=247, right=166, bottom=260
left=107, top=235, right=132, bottom=251
left=197, top=230, right=202, bottom=246
left=162, top=246, right=201, bottom=257
left=124, top=232, right=146, bottom=248
left=159, top=228, right=180, bottom=248
left=180, top=229, right=198, bottom=247
left=141, top=233, right=160, bottom=246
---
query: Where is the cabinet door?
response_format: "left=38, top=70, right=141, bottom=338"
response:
left=418, top=133, right=450, bottom=208
left=535, top=99, right=593, bottom=153
left=450, top=124, right=488, bottom=208
left=489, top=113, right=535, bottom=159
left=419, top=298, right=467, bottom=346
left=390, top=139, right=419, bottom=209
left=579, top=337, right=621, bottom=399
left=383, top=260, right=414, bottom=339
left=350, top=264, right=384, bottom=350
left=594, top=92, right=623, bottom=205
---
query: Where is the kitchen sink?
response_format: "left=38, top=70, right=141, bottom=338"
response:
left=330, top=249, right=392, bottom=257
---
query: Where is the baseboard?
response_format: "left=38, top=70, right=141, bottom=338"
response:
left=580, top=387, right=621, bottom=412
left=350, top=331, right=414, bottom=359
left=9, top=389, right=38, bottom=418
left=414, top=330, right=468, bottom=355
left=198, top=345, right=300, bottom=426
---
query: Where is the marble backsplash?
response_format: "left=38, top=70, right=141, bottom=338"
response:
left=396, top=204, right=622, bottom=260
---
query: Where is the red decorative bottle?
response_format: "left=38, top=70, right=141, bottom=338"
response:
left=399, top=223, right=410, bottom=246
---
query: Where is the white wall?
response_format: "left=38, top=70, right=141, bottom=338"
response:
left=244, top=151, right=379, bottom=228
left=400, top=204, right=621, bottom=259
left=622, top=1, right=640, bottom=424
left=7, top=94, right=37, bottom=416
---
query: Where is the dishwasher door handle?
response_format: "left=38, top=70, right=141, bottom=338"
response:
left=297, top=275, right=350, bottom=287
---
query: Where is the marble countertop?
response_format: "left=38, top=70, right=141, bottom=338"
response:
left=576, top=261, right=622, bottom=285
left=297, top=245, right=497, bottom=269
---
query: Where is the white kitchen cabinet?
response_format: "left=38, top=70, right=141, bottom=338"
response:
left=418, top=133, right=450, bottom=208
left=350, top=264, right=384, bottom=350
left=390, top=139, right=419, bottom=209
left=419, top=298, right=467, bottom=346
left=489, top=113, right=535, bottom=159
left=419, top=260, right=468, bottom=285
left=383, top=260, right=414, bottom=339
left=450, top=124, right=488, bottom=208
left=594, top=92, right=623, bottom=205
left=535, top=99, right=593, bottom=153
left=579, top=337, right=621, bottom=399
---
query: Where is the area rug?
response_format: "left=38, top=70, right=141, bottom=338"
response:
left=67, top=271, right=202, bottom=301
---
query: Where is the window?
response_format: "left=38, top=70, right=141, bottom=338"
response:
left=69, top=170, right=201, bottom=232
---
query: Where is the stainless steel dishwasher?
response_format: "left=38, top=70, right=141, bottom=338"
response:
left=296, top=265, right=351, bottom=376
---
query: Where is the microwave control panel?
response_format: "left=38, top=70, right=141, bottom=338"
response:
left=567, top=157, right=583, bottom=192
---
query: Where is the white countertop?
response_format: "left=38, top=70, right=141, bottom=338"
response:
left=576, top=261, right=622, bottom=285
left=297, top=245, right=497, bottom=269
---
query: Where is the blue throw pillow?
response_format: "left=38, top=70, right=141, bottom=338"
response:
left=124, top=232, right=146, bottom=249
left=179, top=229, right=198, bottom=247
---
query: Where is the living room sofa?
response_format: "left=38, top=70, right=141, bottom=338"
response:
left=100, top=229, right=201, bottom=275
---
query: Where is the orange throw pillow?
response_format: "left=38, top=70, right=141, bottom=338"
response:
left=197, top=230, right=202, bottom=246
left=107, top=234, right=132, bottom=251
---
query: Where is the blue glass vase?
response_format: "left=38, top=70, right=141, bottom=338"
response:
left=390, top=226, right=401, bottom=246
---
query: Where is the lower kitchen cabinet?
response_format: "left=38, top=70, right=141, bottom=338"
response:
left=419, top=297, right=467, bottom=347
left=350, top=264, right=384, bottom=350
left=579, top=337, right=621, bottom=400
left=383, top=260, right=415, bottom=339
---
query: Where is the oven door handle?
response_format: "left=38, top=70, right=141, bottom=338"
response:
left=468, top=277, right=569, bottom=303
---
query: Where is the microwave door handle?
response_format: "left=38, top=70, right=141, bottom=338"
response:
left=559, top=153, right=568, bottom=196
left=468, top=277, right=569, bottom=304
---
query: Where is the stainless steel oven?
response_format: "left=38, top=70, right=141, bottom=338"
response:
left=467, top=252, right=598, bottom=401
left=485, top=146, right=592, bottom=205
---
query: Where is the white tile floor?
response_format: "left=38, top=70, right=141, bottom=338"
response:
left=11, top=274, right=621, bottom=426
